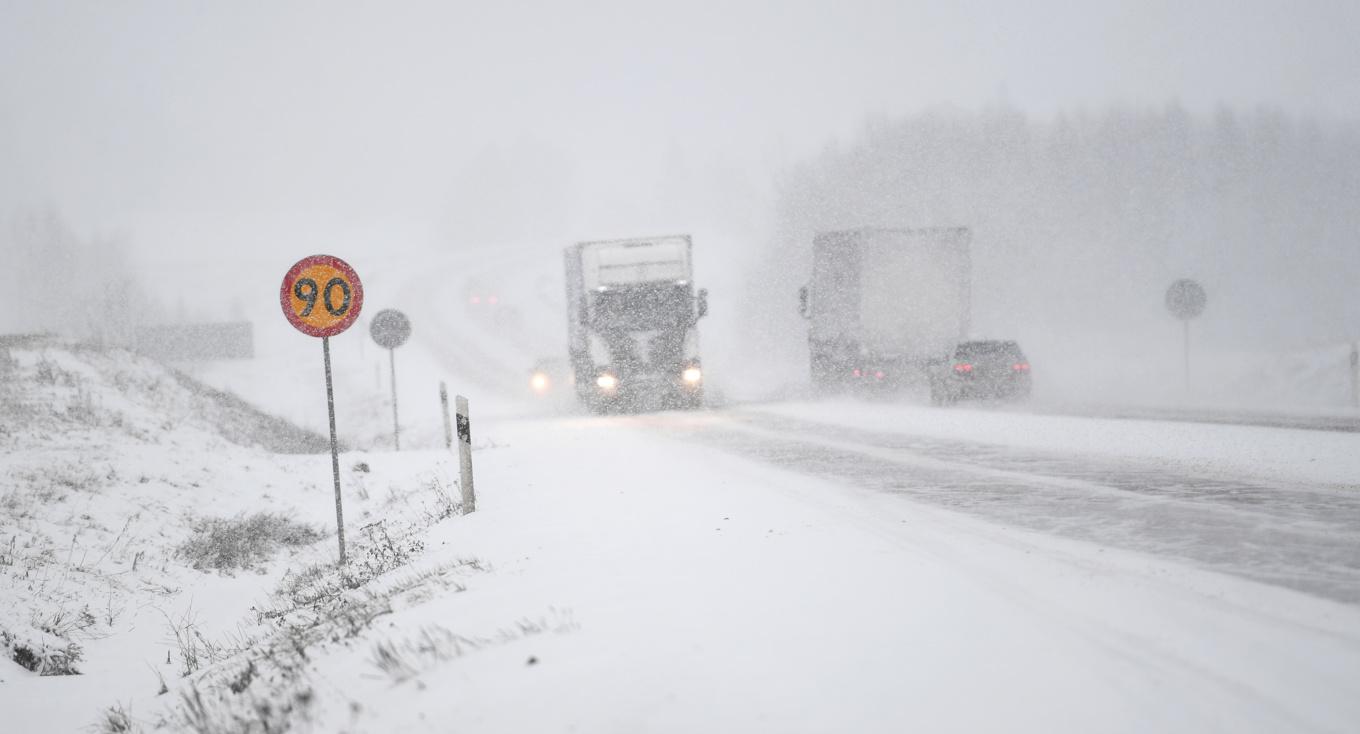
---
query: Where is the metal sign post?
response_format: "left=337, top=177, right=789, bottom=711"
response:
left=389, top=347, right=400, bottom=450
left=1165, top=279, right=1207, bottom=391
left=280, top=254, right=365, bottom=566
left=321, top=336, right=346, bottom=565
left=1351, top=343, right=1359, bottom=410
left=370, top=309, right=412, bottom=452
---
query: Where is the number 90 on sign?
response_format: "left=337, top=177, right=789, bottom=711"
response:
left=280, top=255, right=365, bottom=337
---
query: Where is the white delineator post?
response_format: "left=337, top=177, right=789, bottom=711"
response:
left=456, top=394, right=476, bottom=514
left=439, top=382, right=454, bottom=451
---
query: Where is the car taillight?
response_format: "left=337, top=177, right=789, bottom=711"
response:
left=954, top=363, right=973, bottom=373
left=1013, top=363, right=1030, bottom=371
left=852, top=369, right=862, bottom=377
left=874, top=371, right=884, bottom=380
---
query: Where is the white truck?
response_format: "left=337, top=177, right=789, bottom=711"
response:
left=565, top=234, right=708, bottom=412
left=798, top=227, right=971, bottom=397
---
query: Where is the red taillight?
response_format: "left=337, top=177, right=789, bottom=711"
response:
left=1013, top=363, right=1030, bottom=371
left=469, top=295, right=481, bottom=305
left=874, top=371, right=884, bottom=380
left=852, top=369, right=862, bottom=377
left=488, top=295, right=500, bottom=305
left=954, top=363, right=973, bottom=373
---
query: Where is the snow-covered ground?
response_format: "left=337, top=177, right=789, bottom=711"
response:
left=0, top=342, right=464, bottom=730
left=3, top=339, right=1360, bottom=732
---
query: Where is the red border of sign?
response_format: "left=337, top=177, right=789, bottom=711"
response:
left=279, top=254, right=365, bottom=337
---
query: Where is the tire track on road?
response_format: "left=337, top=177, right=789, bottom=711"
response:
left=636, top=409, right=1360, bottom=605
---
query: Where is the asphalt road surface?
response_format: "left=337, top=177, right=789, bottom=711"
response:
left=630, top=407, right=1360, bottom=605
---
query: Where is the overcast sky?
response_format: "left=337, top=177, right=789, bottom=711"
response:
left=2, top=0, right=1357, bottom=268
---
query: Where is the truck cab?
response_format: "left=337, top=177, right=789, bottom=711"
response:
left=565, top=235, right=708, bottom=412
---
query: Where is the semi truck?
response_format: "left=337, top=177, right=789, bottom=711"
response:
left=565, top=234, right=708, bottom=412
left=798, top=227, right=971, bottom=396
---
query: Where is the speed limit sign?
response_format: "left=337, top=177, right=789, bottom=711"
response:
left=279, top=255, right=364, bottom=337
left=279, top=254, right=365, bottom=566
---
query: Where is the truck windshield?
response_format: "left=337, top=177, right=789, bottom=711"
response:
left=593, top=284, right=692, bottom=331
left=954, top=341, right=1025, bottom=364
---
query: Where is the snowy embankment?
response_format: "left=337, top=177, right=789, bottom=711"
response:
left=5, top=341, right=1360, bottom=732
left=0, top=341, right=463, bottom=731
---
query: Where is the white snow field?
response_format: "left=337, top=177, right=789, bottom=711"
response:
left=3, top=338, right=1360, bottom=732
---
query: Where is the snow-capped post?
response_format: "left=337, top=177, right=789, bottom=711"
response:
left=369, top=309, right=412, bottom=451
left=439, top=381, right=454, bottom=451
left=1165, top=279, right=1207, bottom=391
left=280, top=255, right=365, bottom=566
left=456, top=394, right=476, bottom=514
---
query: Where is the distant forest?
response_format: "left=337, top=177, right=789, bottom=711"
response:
left=0, top=210, right=159, bottom=343
left=753, top=104, right=1360, bottom=363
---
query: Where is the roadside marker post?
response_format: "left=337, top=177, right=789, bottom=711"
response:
left=280, top=255, right=364, bottom=566
left=369, top=309, right=412, bottom=451
left=439, top=382, right=454, bottom=451
left=456, top=394, right=476, bottom=514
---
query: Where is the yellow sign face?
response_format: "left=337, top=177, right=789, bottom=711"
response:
left=280, top=255, right=364, bottom=337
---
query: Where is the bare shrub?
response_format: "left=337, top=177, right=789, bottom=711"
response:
left=35, top=606, right=97, bottom=638
left=152, top=557, right=488, bottom=733
left=160, top=605, right=260, bottom=678
left=174, top=680, right=305, bottom=734
left=176, top=513, right=323, bottom=572
left=0, top=535, right=16, bottom=566
left=351, top=521, right=424, bottom=582
left=424, top=477, right=458, bottom=522
left=99, top=703, right=137, bottom=733
left=369, top=609, right=578, bottom=684
left=1, top=625, right=83, bottom=675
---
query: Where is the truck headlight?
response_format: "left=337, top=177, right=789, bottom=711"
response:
left=596, top=373, right=619, bottom=391
left=681, top=366, right=702, bottom=384
left=530, top=372, right=550, bottom=393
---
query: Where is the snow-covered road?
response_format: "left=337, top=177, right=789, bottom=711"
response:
left=384, top=408, right=1360, bottom=733
left=624, top=403, right=1360, bottom=604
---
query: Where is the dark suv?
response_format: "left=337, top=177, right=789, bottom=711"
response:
left=931, top=340, right=1031, bottom=405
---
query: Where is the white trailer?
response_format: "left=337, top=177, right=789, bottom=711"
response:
left=565, top=235, right=708, bottom=412
left=798, top=227, right=971, bottom=393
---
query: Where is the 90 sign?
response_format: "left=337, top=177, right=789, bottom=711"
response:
left=280, top=255, right=364, bottom=337
left=279, top=253, right=365, bottom=566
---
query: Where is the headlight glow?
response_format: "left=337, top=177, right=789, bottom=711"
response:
left=681, top=366, right=703, bottom=384
left=596, top=373, right=619, bottom=390
left=530, top=372, right=550, bottom=393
